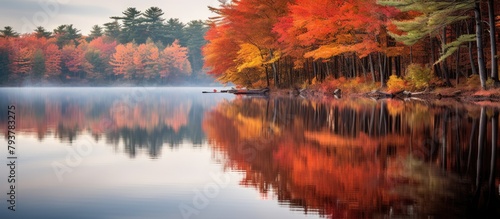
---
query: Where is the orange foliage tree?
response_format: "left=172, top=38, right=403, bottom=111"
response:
left=6, top=34, right=62, bottom=77
left=43, top=43, right=61, bottom=77
left=202, top=22, right=240, bottom=81
left=133, top=41, right=160, bottom=79
left=110, top=43, right=136, bottom=79
left=204, top=0, right=291, bottom=87
left=159, top=39, right=191, bottom=79
left=61, top=44, right=86, bottom=78
left=204, top=0, right=402, bottom=87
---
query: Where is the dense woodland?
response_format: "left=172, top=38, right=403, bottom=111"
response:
left=0, top=7, right=211, bottom=86
left=203, top=0, right=500, bottom=91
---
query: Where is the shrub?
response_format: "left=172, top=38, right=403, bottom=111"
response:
left=319, top=76, right=379, bottom=94
left=466, top=74, right=481, bottom=89
left=405, top=64, right=433, bottom=90
left=486, top=78, right=495, bottom=88
left=319, top=76, right=346, bottom=93
left=387, top=75, right=406, bottom=93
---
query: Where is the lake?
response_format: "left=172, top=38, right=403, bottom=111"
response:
left=0, top=87, right=499, bottom=219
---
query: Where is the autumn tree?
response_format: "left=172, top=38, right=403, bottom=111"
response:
left=278, top=0, right=398, bottom=86
left=0, top=38, right=11, bottom=81
left=9, top=38, right=34, bottom=75
left=203, top=22, right=241, bottom=83
left=88, top=36, right=117, bottom=79
left=61, top=44, right=86, bottom=79
left=110, top=42, right=136, bottom=79
left=43, top=44, right=61, bottom=77
left=204, top=0, right=291, bottom=87
left=133, top=39, right=160, bottom=80
left=0, top=7, right=206, bottom=85
left=160, top=39, right=191, bottom=80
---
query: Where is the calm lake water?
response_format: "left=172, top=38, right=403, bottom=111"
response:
left=0, top=87, right=499, bottom=219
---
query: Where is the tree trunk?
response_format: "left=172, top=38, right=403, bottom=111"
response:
left=467, top=19, right=478, bottom=76
left=313, top=60, right=318, bottom=80
left=272, top=62, right=278, bottom=87
left=360, top=56, right=367, bottom=79
left=377, top=53, right=382, bottom=77
left=388, top=56, right=392, bottom=76
left=456, top=23, right=461, bottom=84
left=369, top=53, right=376, bottom=82
left=352, top=54, right=357, bottom=78
left=487, top=0, right=498, bottom=83
left=430, top=36, right=440, bottom=78
left=265, top=65, right=270, bottom=87
left=379, top=53, right=386, bottom=88
left=475, top=2, right=488, bottom=89
left=441, top=27, right=452, bottom=87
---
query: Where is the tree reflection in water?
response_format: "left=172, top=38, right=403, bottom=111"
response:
left=1, top=88, right=499, bottom=217
left=203, top=97, right=500, bottom=218
left=0, top=88, right=212, bottom=158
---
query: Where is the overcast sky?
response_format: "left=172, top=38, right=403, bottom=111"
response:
left=0, top=0, right=222, bottom=34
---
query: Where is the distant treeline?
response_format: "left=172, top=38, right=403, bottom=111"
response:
left=0, top=7, right=213, bottom=86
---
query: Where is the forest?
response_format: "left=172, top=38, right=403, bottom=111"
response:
left=0, top=7, right=211, bottom=86
left=203, top=0, right=500, bottom=92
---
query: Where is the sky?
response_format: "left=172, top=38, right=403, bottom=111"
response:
left=0, top=0, right=223, bottom=34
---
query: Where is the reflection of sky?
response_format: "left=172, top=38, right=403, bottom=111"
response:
left=0, top=134, right=318, bottom=219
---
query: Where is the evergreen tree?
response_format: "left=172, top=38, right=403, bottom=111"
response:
left=0, top=47, right=10, bottom=82
left=34, top=26, right=52, bottom=38
left=378, top=0, right=474, bottom=62
left=111, top=7, right=146, bottom=44
left=0, top=26, right=19, bottom=38
left=184, top=20, right=208, bottom=73
left=165, top=18, right=186, bottom=46
left=54, top=24, right=82, bottom=48
left=32, top=49, right=46, bottom=79
left=378, top=0, right=477, bottom=87
left=104, top=20, right=121, bottom=40
left=87, top=25, right=103, bottom=42
left=143, top=7, right=166, bottom=44
left=85, top=50, right=106, bottom=77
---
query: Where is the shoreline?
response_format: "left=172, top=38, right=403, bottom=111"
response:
left=270, top=87, right=500, bottom=106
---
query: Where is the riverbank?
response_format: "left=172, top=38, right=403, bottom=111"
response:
left=271, top=84, right=500, bottom=106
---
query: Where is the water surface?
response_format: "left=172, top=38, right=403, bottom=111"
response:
left=0, top=87, right=499, bottom=218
